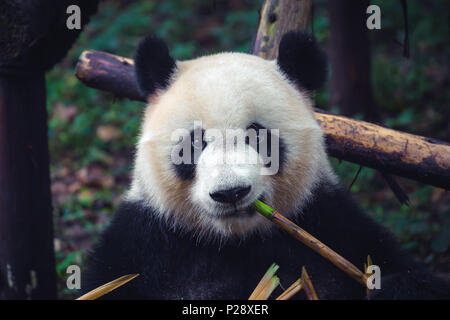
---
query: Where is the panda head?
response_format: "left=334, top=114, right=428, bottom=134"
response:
left=128, top=31, right=336, bottom=240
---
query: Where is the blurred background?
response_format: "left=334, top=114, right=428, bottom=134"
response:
left=45, top=0, right=449, bottom=298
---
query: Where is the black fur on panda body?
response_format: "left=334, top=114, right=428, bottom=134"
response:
left=82, top=179, right=450, bottom=300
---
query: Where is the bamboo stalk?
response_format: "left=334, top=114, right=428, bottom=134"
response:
left=301, top=267, right=319, bottom=300
left=76, top=274, right=139, bottom=300
left=276, top=278, right=302, bottom=300
left=253, top=200, right=369, bottom=286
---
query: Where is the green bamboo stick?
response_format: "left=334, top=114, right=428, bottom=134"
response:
left=253, top=200, right=368, bottom=286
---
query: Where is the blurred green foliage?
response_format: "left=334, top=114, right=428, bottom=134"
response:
left=370, top=0, right=449, bottom=138
left=47, top=0, right=449, bottom=298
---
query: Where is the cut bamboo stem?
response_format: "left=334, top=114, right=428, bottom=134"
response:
left=254, top=276, right=280, bottom=300
left=254, top=200, right=369, bottom=286
left=276, top=278, right=303, bottom=300
left=301, top=267, right=319, bottom=300
left=249, top=263, right=280, bottom=300
left=76, top=274, right=139, bottom=300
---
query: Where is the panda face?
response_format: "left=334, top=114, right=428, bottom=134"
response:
left=128, top=33, right=335, bottom=240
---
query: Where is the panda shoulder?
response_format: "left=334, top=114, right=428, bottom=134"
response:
left=103, top=201, right=163, bottom=242
left=88, top=201, right=168, bottom=264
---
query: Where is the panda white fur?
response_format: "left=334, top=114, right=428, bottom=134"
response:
left=83, top=31, right=450, bottom=299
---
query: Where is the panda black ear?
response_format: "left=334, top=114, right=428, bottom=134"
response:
left=277, top=30, right=328, bottom=91
left=134, top=35, right=177, bottom=98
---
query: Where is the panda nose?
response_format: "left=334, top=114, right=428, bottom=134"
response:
left=210, top=186, right=251, bottom=204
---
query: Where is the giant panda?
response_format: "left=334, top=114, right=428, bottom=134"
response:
left=82, top=31, right=450, bottom=300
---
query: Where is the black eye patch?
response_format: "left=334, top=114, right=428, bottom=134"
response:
left=245, top=123, right=265, bottom=145
left=246, top=122, right=286, bottom=172
left=173, top=123, right=286, bottom=180
left=173, top=129, right=206, bottom=180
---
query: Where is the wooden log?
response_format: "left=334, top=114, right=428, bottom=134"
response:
left=75, top=50, right=450, bottom=190
left=76, top=50, right=142, bottom=101
left=315, top=111, right=450, bottom=190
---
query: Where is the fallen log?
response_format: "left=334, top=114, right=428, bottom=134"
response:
left=75, top=50, right=450, bottom=190
left=75, top=51, right=140, bottom=101
left=314, top=110, right=450, bottom=190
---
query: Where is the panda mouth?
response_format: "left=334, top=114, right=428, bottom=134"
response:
left=216, top=196, right=264, bottom=219
left=219, top=205, right=256, bottom=219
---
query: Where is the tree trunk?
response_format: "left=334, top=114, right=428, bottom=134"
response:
left=0, top=0, right=99, bottom=299
left=252, top=0, right=312, bottom=59
left=0, top=74, right=56, bottom=299
left=328, top=0, right=378, bottom=120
